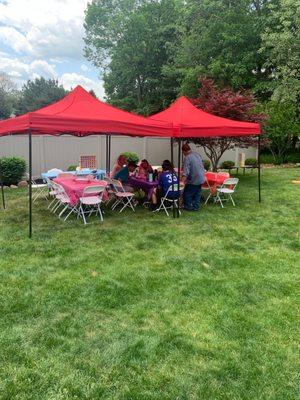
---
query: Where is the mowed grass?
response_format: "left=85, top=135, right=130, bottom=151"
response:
left=0, top=168, right=299, bottom=400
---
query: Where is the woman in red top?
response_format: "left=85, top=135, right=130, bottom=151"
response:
left=110, top=154, right=127, bottom=178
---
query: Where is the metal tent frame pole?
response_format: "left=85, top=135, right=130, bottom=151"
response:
left=0, top=173, right=5, bottom=210
left=108, top=135, right=111, bottom=175
left=177, top=139, right=181, bottom=217
left=170, top=138, right=176, bottom=218
left=258, top=134, right=261, bottom=203
left=28, top=129, right=32, bottom=238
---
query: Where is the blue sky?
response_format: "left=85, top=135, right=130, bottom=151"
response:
left=0, top=0, right=105, bottom=97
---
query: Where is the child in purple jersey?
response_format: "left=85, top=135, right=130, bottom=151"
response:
left=150, top=160, right=180, bottom=210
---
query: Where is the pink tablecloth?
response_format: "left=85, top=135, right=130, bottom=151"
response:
left=204, top=172, right=230, bottom=194
left=54, top=178, right=108, bottom=205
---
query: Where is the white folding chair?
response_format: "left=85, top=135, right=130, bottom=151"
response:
left=78, top=185, right=106, bottom=224
left=215, top=178, right=239, bottom=208
left=154, top=184, right=181, bottom=216
left=45, top=178, right=58, bottom=209
left=57, top=172, right=73, bottom=179
left=25, top=173, right=48, bottom=202
left=202, top=176, right=215, bottom=205
left=49, top=182, right=72, bottom=218
left=109, top=179, right=135, bottom=213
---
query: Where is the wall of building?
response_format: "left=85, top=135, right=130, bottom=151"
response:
left=0, top=135, right=257, bottom=177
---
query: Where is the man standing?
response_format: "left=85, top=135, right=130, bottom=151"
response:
left=182, top=143, right=205, bottom=211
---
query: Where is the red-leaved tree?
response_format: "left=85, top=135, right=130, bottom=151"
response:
left=189, top=77, right=265, bottom=171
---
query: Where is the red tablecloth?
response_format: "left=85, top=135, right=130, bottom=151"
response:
left=54, top=178, right=108, bottom=205
left=204, top=172, right=230, bottom=194
left=128, top=176, right=158, bottom=200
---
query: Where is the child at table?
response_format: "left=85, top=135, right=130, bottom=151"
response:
left=135, top=159, right=153, bottom=181
left=150, top=160, right=179, bottom=210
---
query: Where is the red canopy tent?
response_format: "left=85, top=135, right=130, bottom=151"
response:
left=0, top=85, right=173, bottom=137
left=149, top=95, right=262, bottom=207
left=149, top=96, right=261, bottom=137
left=0, top=86, right=174, bottom=236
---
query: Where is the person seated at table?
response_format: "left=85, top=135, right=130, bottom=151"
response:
left=110, top=154, right=127, bottom=178
left=150, top=160, right=179, bottom=210
left=113, top=161, right=137, bottom=185
left=135, top=159, right=153, bottom=181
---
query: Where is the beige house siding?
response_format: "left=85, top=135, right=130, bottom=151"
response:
left=0, top=135, right=257, bottom=177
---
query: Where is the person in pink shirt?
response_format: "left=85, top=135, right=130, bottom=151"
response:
left=136, top=159, right=153, bottom=181
left=110, top=155, right=127, bottom=178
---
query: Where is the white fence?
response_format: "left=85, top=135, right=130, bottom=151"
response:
left=0, top=135, right=256, bottom=177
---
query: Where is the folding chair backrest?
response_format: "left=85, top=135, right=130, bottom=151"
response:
left=109, top=178, right=125, bottom=193
left=165, top=183, right=181, bottom=197
left=57, top=173, right=73, bottom=179
left=82, top=185, right=106, bottom=198
left=55, top=183, right=71, bottom=201
left=222, top=178, right=239, bottom=190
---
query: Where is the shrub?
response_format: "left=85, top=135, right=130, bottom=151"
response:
left=245, top=158, right=258, bottom=167
left=67, top=165, right=77, bottom=171
left=203, top=159, right=211, bottom=170
left=0, top=156, right=27, bottom=185
left=286, top=152, right=300, bottom=164
left=260, top=153, right=275, bottom=164
left=221, top=160, right=235, bottom=169
left=121, top=152, right=139, bottom=163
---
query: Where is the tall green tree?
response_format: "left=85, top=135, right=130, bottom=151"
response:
left=84, top=0, right=182, bottom=114
left=261, top=0, right=300, bottom=105
left=262, top=101, right=300, bottom=163
left=173, top=0, right=272, bottom=99
left=17, top=77, right=67, bottom=115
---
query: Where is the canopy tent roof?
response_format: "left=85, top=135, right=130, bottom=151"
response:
left=149, top=96, right=261, bottom=137
left=0, top=86, right=173, bottom=137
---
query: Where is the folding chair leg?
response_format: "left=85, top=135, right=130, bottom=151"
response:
left=48, top=197, right=56, bottom=209
left=80, top=204, right=87, bottom=225
left=64, top=205, right=77, bottom=221
left=97, top=204, right=103, bottom=221
left=216, top=194, right=224, bottom=208
left=229, top=194, right=235, bottom=206
left=59, top=205, right=68, bottom=218
left=204, top=193, right=211, bottom=205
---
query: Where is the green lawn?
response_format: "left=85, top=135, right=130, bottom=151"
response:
left=0, top=168, right=299, bottom=400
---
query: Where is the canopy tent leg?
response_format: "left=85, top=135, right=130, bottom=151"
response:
left=108, top=135, right=111, bottom=175
left=29, top=129, right=32, bottom=238
left=258, top=134, right=261, bottom=203
left=177, top=139, right=181, bottom=218
left=105, top=134, right=111, bottom=176
left=105, top=134, right=108, bottom=175
left=0, top=174, right=5, bottom=210
left=170, top=138, right=175, bottom=218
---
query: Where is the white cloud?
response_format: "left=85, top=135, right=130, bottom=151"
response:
left=0, top=55, right=56, bottom=82
left=0, top=0, right=89, bottom=60
left=81, top=64, right=89, bottom=72
left=0, top=26, right=33, bottom=54
left=60, top=72, right=105, bottom=99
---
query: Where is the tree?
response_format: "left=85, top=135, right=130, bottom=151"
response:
left=89, top=89, right=98, bottom=98
left=189, top=78, right=264, bottom=171
left=260, top=0, right=300, bottom=105
left=17, top=77, right=67, bottom=115
left=172, top=0, right=272, bottom=100
left=0, top=72, right=17, bottom=120
left=262, top=101, right=300, bottom=164
left=84, top=0, right=182, bottom=114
